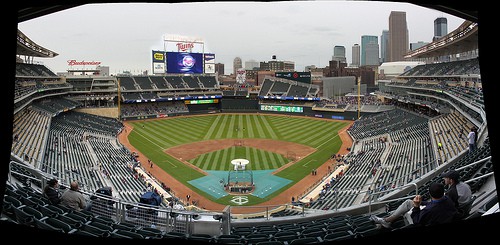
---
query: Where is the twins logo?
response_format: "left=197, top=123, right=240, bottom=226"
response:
left=230, top=196, right=249, bottom=205
left=179, top=55, right=196, bottom=71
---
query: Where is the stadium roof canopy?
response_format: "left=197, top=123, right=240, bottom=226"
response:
left=404, top=20, right=478, bottom=59
left=17, top=29, right=59, bottom=58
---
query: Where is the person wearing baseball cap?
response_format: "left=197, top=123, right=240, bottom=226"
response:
left=442, top=169, right=472, bottom=218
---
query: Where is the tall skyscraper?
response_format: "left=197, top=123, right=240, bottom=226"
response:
left=380, top=30, right=389, bottom=63
left=388, top=11, right=409, bottom=62
left=332, top=45, right=347, bottom=63
left=233, top=57, right=242, bottom=76
left=351, top=44, right=360, bottom=67
left=361, top=35, right=379, bottom=66
left=433, top=17, right=448, bottom=41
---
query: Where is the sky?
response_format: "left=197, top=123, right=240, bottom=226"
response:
left=17, top=1, right=466, bottom=75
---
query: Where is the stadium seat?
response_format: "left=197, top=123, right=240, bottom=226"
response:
left=322, top=230, right=354, bottom=242
left=217, top=234, right=244, bottom=244
left=188, top=233, right=215, bottom=243
left=13, top=205, right=35, bottom=226
left=68, top=229, right=100, bottom=238
left=255, top=241, right=284, bottom=245
left=44, top=217, right=75, bottom=233
left=21, top=205, right=44, bottom=220
left=81, top=223, right=112, bottom=237
left=162, top=231, right=187, bottom=240
left=288, top=237, right=320, bottom=245
left=55, top=214, right=83, bottom=229
left=113, top=229, right=145, bottom=239
left=38, top=205, right=59, bottom=218
left=245, top=233, right=271, bottom=244
left=135, top=228, right=164, bottom=239
left=34, top=217, right=65, bottom=233
left=87, top=220, right=114, bottom=232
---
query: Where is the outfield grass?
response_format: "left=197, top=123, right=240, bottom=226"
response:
left=127, top=114, right=348, bottom=205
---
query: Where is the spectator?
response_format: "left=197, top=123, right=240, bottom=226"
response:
left=43, top=178, right=61, bottom=205
left=442, top=170, right=472, bottom=218
left=371, top=182, right=458, bottom=228
left=61, top=181, right=90, bottom=212
left=467, top=127, right=476, bottom=153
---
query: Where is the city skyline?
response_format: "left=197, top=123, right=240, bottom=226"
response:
left=17, top=1, right=465, bottom=75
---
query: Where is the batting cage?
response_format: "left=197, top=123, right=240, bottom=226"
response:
left=226, top=169, right=254, bottom=194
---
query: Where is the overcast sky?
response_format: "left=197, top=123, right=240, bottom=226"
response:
left=17, top=1, right=466, bottom=75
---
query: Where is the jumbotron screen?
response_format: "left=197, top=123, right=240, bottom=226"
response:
left=166, top=52, right=203, bottom=74
left=260, top=104, right=303, bottom=113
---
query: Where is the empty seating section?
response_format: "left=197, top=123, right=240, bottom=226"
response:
left=122, top=93, right=143, bottom=101
left=227, top=214, right=385, bottom=244
left=39, top=111, right=125, bottom=192
left=88, top=137, right=146, bottom=202
left=400, top=58, right=479, bottom=77
left=258, top=79, right=274, bottom=96
left=117, top=76, right=137, bottom=91
left=198, top=76, right=218, bottom=88
left=348, top=109, right=428, bottom=139
left=430, top=110, right=472, bottom=162
left=164, top=76, right=185, bottom=89
left=120, top=101, right=188, bottom=118
left=182, top=76, right=201, bottom=88
left=133, top=76, right=154, bottom=90
left=288, top=85, right=309, bottom=97
left=16, top=63, right=57, bottom=77
left=257, top=78, right=318, bottom=98
left=149, top=76, right=170, bottom=89
left=32, top=97, right=82, bottom=116
left=11, top=107, right=51, bottom=164
left=140, top=92, right=158, bottom=100
left=311, top=109, right=438, bottom=209
left=269, top=81, right=290, bottom=95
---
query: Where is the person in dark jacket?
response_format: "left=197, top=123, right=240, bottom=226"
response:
left=371, top=182, right=458, bottom=228
left=43, top=178, right=62, bottom=205
left=410, top=182, right=458, bottom=226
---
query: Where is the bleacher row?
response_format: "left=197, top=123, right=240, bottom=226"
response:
left=16, top=63, right=57, bottom=77
left=306, top=106, right=484, bottom=211
left=385, top=80, right=484, bottom=124
left=400, top=58, right=480, bottom=77
left=430, top=110, right=473, bottom=162
left=10, top=99, right=178, bottom=205
left=118, top=75, right=218, bottom=91
left=258, top=78, right=319, bottom=98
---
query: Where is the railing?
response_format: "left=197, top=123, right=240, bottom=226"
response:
left=4, top=154, right=494, bottom=236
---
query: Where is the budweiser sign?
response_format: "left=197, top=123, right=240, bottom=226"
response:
left=176, top=42, right=194, bottom=52
left=67, top=60, right=102, bottom=66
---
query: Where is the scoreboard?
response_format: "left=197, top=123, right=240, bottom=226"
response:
left=184, top=99, right=219, bottom=104
left=260, top=105, right=303, bottom=113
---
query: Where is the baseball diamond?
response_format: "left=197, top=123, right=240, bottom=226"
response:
left=119, top=113, right=353, bottom=211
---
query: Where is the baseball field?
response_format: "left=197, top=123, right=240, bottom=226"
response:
left=121, top=113, right=351, bottom=208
